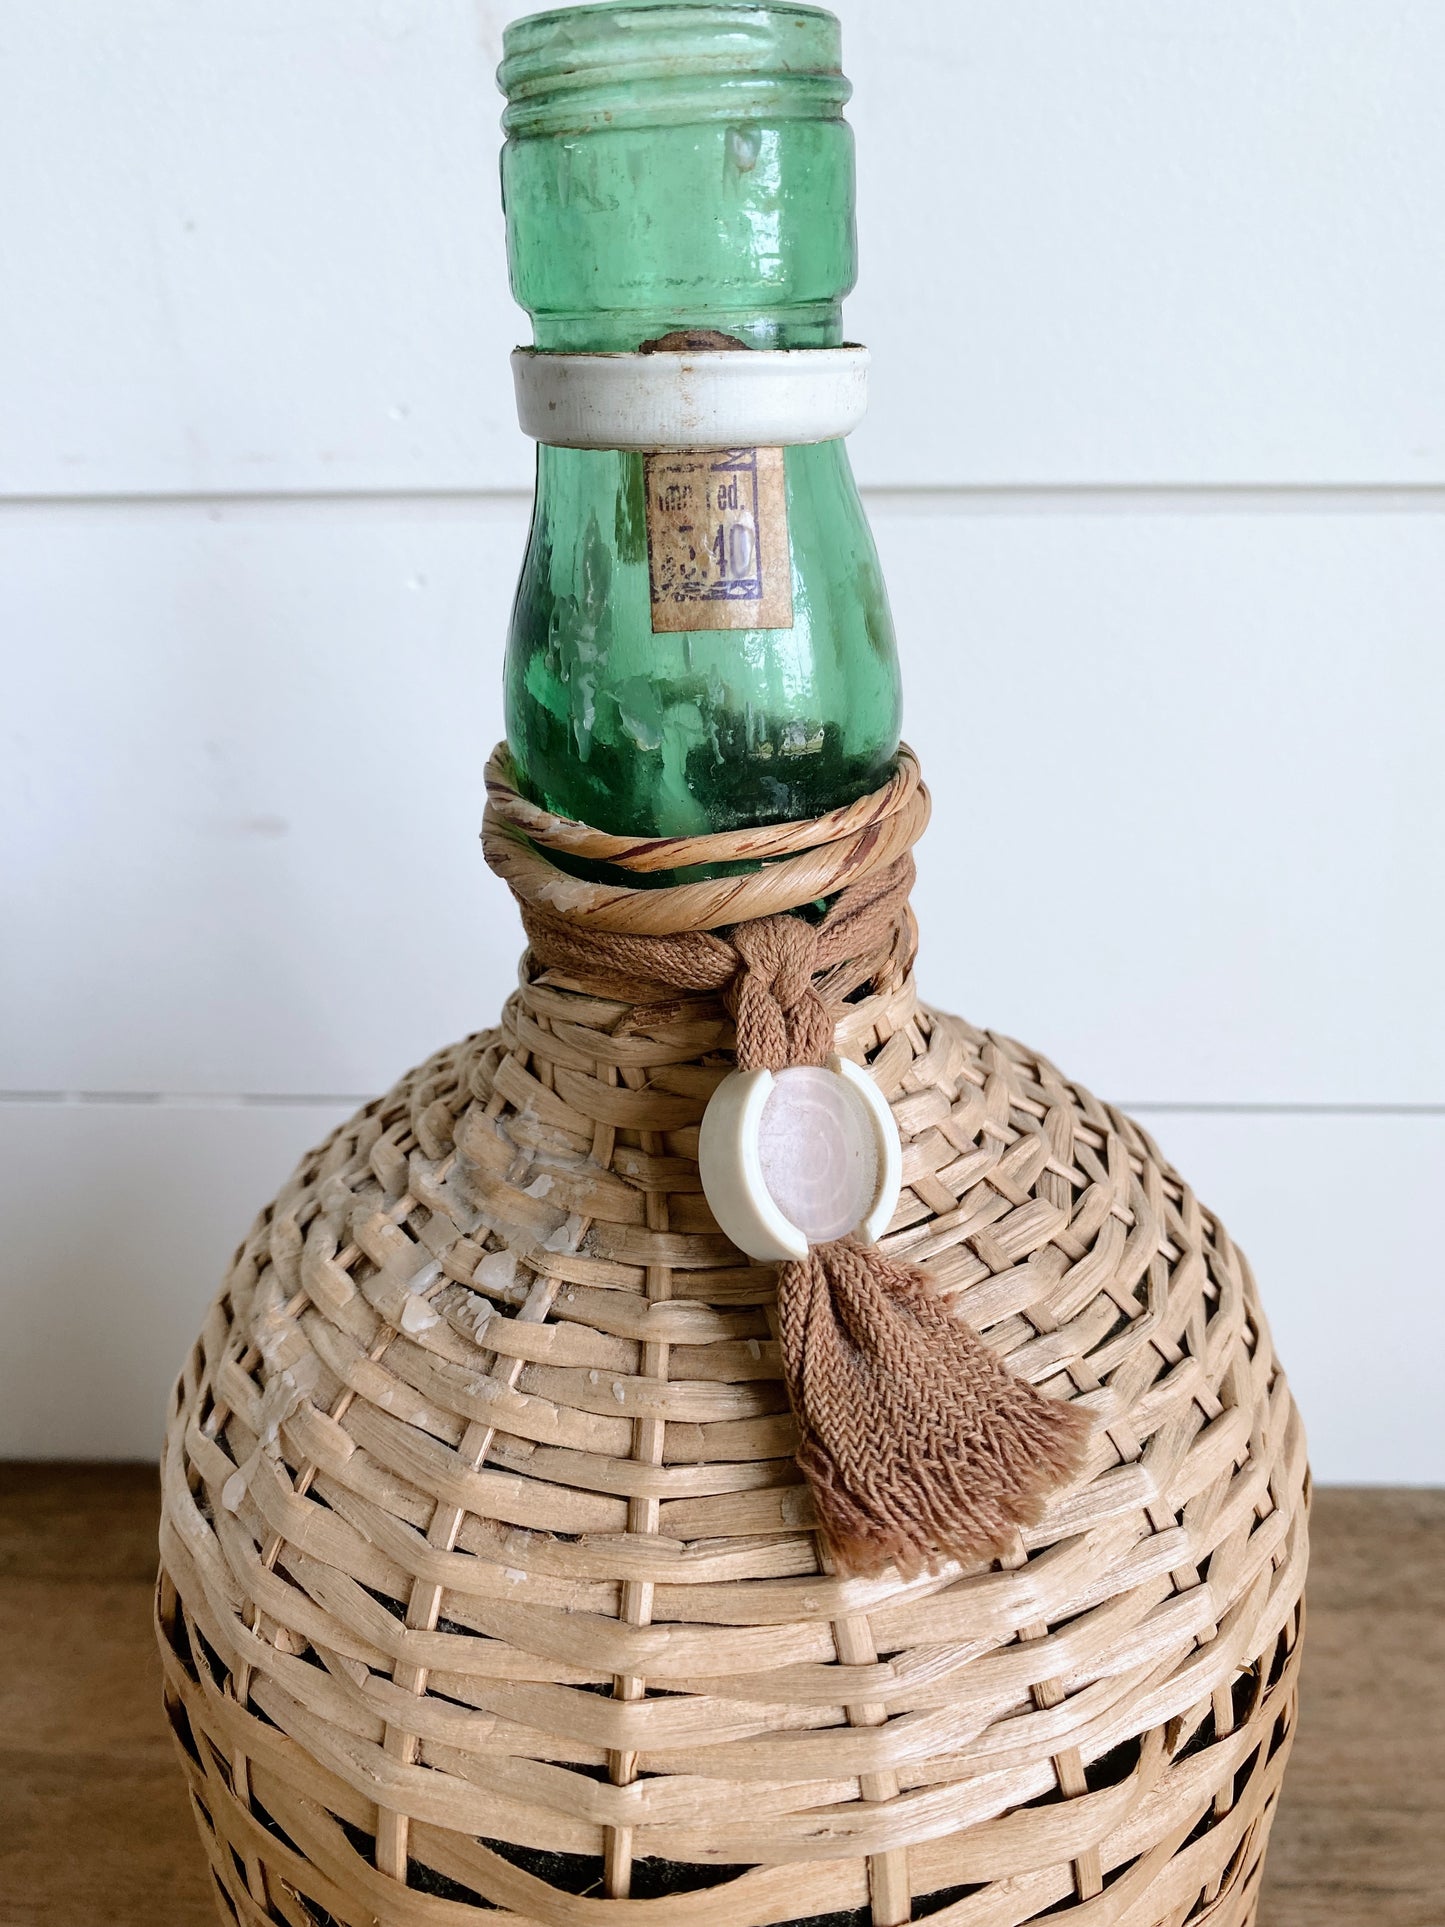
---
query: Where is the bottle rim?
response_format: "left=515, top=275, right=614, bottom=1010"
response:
left=498, top=2, right=849, bottom=137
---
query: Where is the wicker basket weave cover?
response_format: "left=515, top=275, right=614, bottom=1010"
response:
left=157, top=762, right=1308, bottom=1927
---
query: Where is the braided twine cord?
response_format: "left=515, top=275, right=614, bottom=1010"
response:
left=158, top=746, right=1307, bottom=1927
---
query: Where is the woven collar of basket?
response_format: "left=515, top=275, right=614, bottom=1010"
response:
left=483, top=746, right=1090, bottom=1576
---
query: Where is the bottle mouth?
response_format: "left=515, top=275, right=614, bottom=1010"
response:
left=498, top=1, right=849, bottom=137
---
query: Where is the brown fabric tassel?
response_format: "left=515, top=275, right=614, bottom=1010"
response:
left=517, top=852, right=1091, bottom=1576
left=779, top=1241, right=1093, bottom=1577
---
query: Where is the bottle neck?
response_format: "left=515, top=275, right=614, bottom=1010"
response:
left=508, top=433, right=899, bottom=845
left=498, top=4, right=889, bottom=851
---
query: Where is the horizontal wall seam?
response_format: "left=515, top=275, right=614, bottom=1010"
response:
left=3, top=1092, right=1443, bottom=1117
left=2, top=483, right=1445, bottom=517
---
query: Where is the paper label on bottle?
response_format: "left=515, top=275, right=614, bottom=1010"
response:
left=644, top=446, right=794, bottom=632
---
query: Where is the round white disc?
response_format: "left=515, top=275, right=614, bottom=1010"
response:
left=756, top=1066, right=880, bottom=1247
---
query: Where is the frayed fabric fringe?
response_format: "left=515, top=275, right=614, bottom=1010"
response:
left=779, top=1241, right=1093, bottom=1576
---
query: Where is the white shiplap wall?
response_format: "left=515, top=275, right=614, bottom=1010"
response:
left=2, top=0, right=1442, bottom=1477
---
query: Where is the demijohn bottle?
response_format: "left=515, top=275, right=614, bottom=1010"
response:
left=154, top=8, right=1309, bottom=1923
left=499, top=0, right=901, bottom=842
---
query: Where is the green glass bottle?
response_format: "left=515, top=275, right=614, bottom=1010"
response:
left=498, top=1, right=901, bottom=841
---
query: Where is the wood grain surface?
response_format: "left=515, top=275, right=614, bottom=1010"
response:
left=1, top=1467, right=1439, bottom=1927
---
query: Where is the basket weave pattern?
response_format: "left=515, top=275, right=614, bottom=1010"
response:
left=158, top=934, right=1307, bottom=1927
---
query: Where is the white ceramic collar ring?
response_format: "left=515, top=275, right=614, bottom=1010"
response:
left=511, top=345, right=871, bottom=450
left=698, top=1054, right=902, bottom=1264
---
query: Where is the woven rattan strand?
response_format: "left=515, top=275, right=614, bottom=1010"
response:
left=480, top=743, right=930, bottom=934
left=157, top=759, right=1307, bottom=1927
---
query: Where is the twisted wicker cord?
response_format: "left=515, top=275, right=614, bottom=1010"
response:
left=482, top=742, right=930, bottom=934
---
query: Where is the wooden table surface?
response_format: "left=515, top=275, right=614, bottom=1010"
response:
left=0, top=1468, right=1440, bottom=1927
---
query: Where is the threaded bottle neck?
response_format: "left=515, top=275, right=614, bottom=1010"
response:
left=499, top=2, right=855, bottom=353
left=499, top=3, right=849, bottom=136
